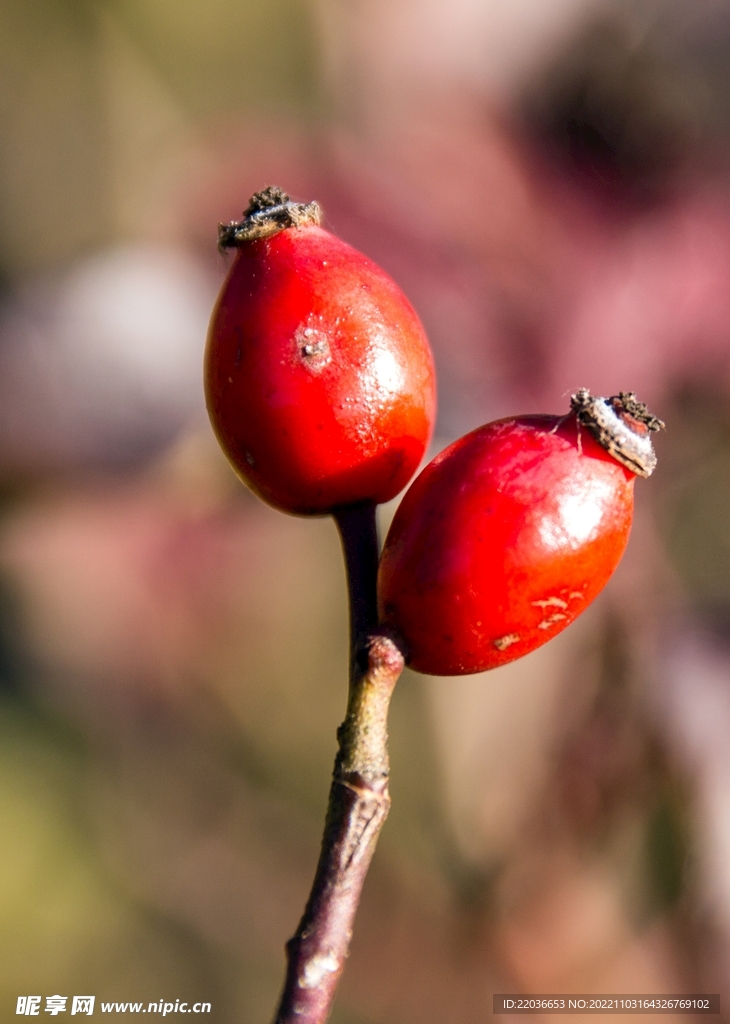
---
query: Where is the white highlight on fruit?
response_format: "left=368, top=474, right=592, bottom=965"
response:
left=540, top=476, right=615, bottom=550
left=371, top=344, right=404, bottom=396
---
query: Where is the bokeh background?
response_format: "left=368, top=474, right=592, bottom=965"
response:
left=1, top=0, right=730, bottom=1019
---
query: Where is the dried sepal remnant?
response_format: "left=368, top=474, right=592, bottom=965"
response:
left=218, top=186, right=322, bottom=247
left=608, top=391, right=664, bottom=432
left=570, top=388, right=664, bottom=477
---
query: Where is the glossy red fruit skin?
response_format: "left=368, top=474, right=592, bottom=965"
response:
left=378, top=413, right=635, bottom=675
left=205, top=224, right=436, bottom=515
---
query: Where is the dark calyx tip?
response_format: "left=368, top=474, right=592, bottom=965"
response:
left=218, top=185, right=322, bottom=249
left=570, top=388, right=664, bottom=478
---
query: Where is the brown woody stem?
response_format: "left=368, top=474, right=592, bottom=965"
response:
left=272, top=504, right=404, bottom=1024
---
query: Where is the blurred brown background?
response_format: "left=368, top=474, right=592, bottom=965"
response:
left=1, top=0, right=730, bottom=1020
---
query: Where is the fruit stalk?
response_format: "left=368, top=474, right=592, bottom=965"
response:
left=272, top=505, right=404, bottom=1024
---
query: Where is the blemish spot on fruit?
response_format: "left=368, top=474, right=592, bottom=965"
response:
left=295, top=322, right=332, bottom=371
left=494, top=633, right=520, bottom=651
left=228, top=376, right=233, bottom=383
left=532, top=597, right=568, bottom=610
left=245, top=451, right=255, bottom=466
left=537, top=613, right=567, bottom=630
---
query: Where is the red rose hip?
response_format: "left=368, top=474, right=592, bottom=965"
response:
left=205, top=187, right=436, bottom=515
left=378, top=391, right=663, bottom=675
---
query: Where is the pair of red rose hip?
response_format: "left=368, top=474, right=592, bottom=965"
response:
left=206, top=187, right=662, bottom=676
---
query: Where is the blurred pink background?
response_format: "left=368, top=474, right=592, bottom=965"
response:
left=0, top=0, right=729, bottom=1020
